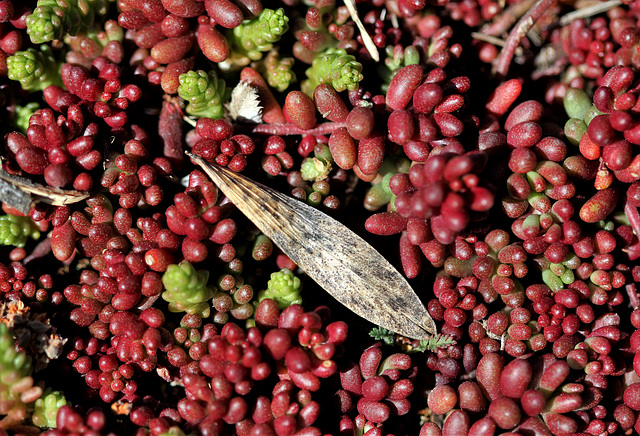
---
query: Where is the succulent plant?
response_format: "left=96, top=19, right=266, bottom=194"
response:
left=0, top=323, right=42, bottom=428
left=257, top=268, right=302, bottom=309
left=0, top=214, right=41, bottom=247
left=264, top=50, right=296, bottom=92
left=32, top=388, right=67, bottom=428
left=26, top=0, right=110, bottom=44
left=230, top=8, right=289, bottom=61
left=304, top=48, right=363, bottom=94
left=162, top=261, right=215, bottom=318
left=178, top=70, right=229, bottom=119
left=7, top=46, right=62, bottom=92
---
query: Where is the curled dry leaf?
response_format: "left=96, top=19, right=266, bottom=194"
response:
left=188, top=152, right=436, bottom=339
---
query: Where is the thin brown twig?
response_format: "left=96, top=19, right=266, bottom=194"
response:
left=471, top=32, right=508, bottom=47
left=492, top=0, right=559, bottom=77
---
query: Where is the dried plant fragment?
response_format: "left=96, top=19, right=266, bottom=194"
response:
left=0, top=301, right=66, bottom=371
left=558, top=0, right=622, bottom=25
left=188, top=152, right=436, bottom=339
left=0, top=169, right=89, bottom=213
left=226, top=81, right=263, bottom=123
left=0, top=178, right=36, bottom=215
left=343, top=0, right=380, bottom=62
left=111, top=401, right=133, bottom=416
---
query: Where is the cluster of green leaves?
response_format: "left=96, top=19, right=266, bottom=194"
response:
left=7, top=45, right=62, bottom=92
left=32, top=388, right=67, bottom=428
left=178, top=70, right=230, bottom=120
left=264, top=50, right=296, bottom=92
left=257, top=268, right=302, bottom=309
left=563, top=87, right=603, bottom=145
left=162, top=261, right=215, bottom=318
left=26, top=0, right=110, bottom=44
left=304, top=48, right=363, bottom=94
left=379, top=45, right=421, bottom=92
left=0, top=215, right=41, bottom=247
left=0, top=323, right=43, bottom=428
left=229, top=8, right=289, bottom=62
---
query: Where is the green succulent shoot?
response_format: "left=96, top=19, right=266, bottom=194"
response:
left=32, top=388, right=67, bottom=428
left=7, top=46, right=62, bottom=92
left=230, top=8, right=289, bottom=61
left=563, top=88, right=592, bottom=121
left=304, top=48, right=363, bottom=94
left=0, top=215, right=41, bottom=247
left=0, top=323, right=32, bottom=376
left=178, top=70, right=229, bottom=120
left=264, top=50, right=296, bottom=92
left=257, top=268, right=302, bottom=309
left=26, top=0, right=110, bottom=44
left=162, top=261, right=215, bottom=318
left=379, top=45, right=420, bottom=92
left=14, top=102, right=41, bottom=133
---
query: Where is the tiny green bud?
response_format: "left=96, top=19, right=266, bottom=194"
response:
left=301, top=157, right=332, bottom=182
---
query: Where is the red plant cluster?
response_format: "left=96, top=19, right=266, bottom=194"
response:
left=2, top=0, right=640, bottom=435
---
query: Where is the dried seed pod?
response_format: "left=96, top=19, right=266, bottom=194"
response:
left=189, top=153, right=436, bottom=339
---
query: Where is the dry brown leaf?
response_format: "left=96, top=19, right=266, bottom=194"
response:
left=188, top=153, right=436, bottom=340
left=0, top=169, right=89, bottom=212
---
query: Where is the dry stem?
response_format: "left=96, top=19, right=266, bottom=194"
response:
left=559, top=0, right=622, bottom=26
left=492, top=0, right=559, bottom=77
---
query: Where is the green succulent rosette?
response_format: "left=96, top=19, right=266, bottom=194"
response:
left=32, top=388, right=67, bottom=428
left=178, top=70, right=229, bottom=119
left=257, top=268, right=302, bottom=309
left=301, top=157, right=332, bottom=182
left=26, top=0, right=110, bottom=44
left=7, top=46, right=62, bottom=92
left=0, top=323, right=41, bottom=427
left=304, top=48, right=363, bottom=94
left=231, top=8, right=289, bottom=61
left=14, top=102, right=41, bottom=133
left=264, top=50, right=296, bottom=92
left=162, top=261, right=215, bottom=318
